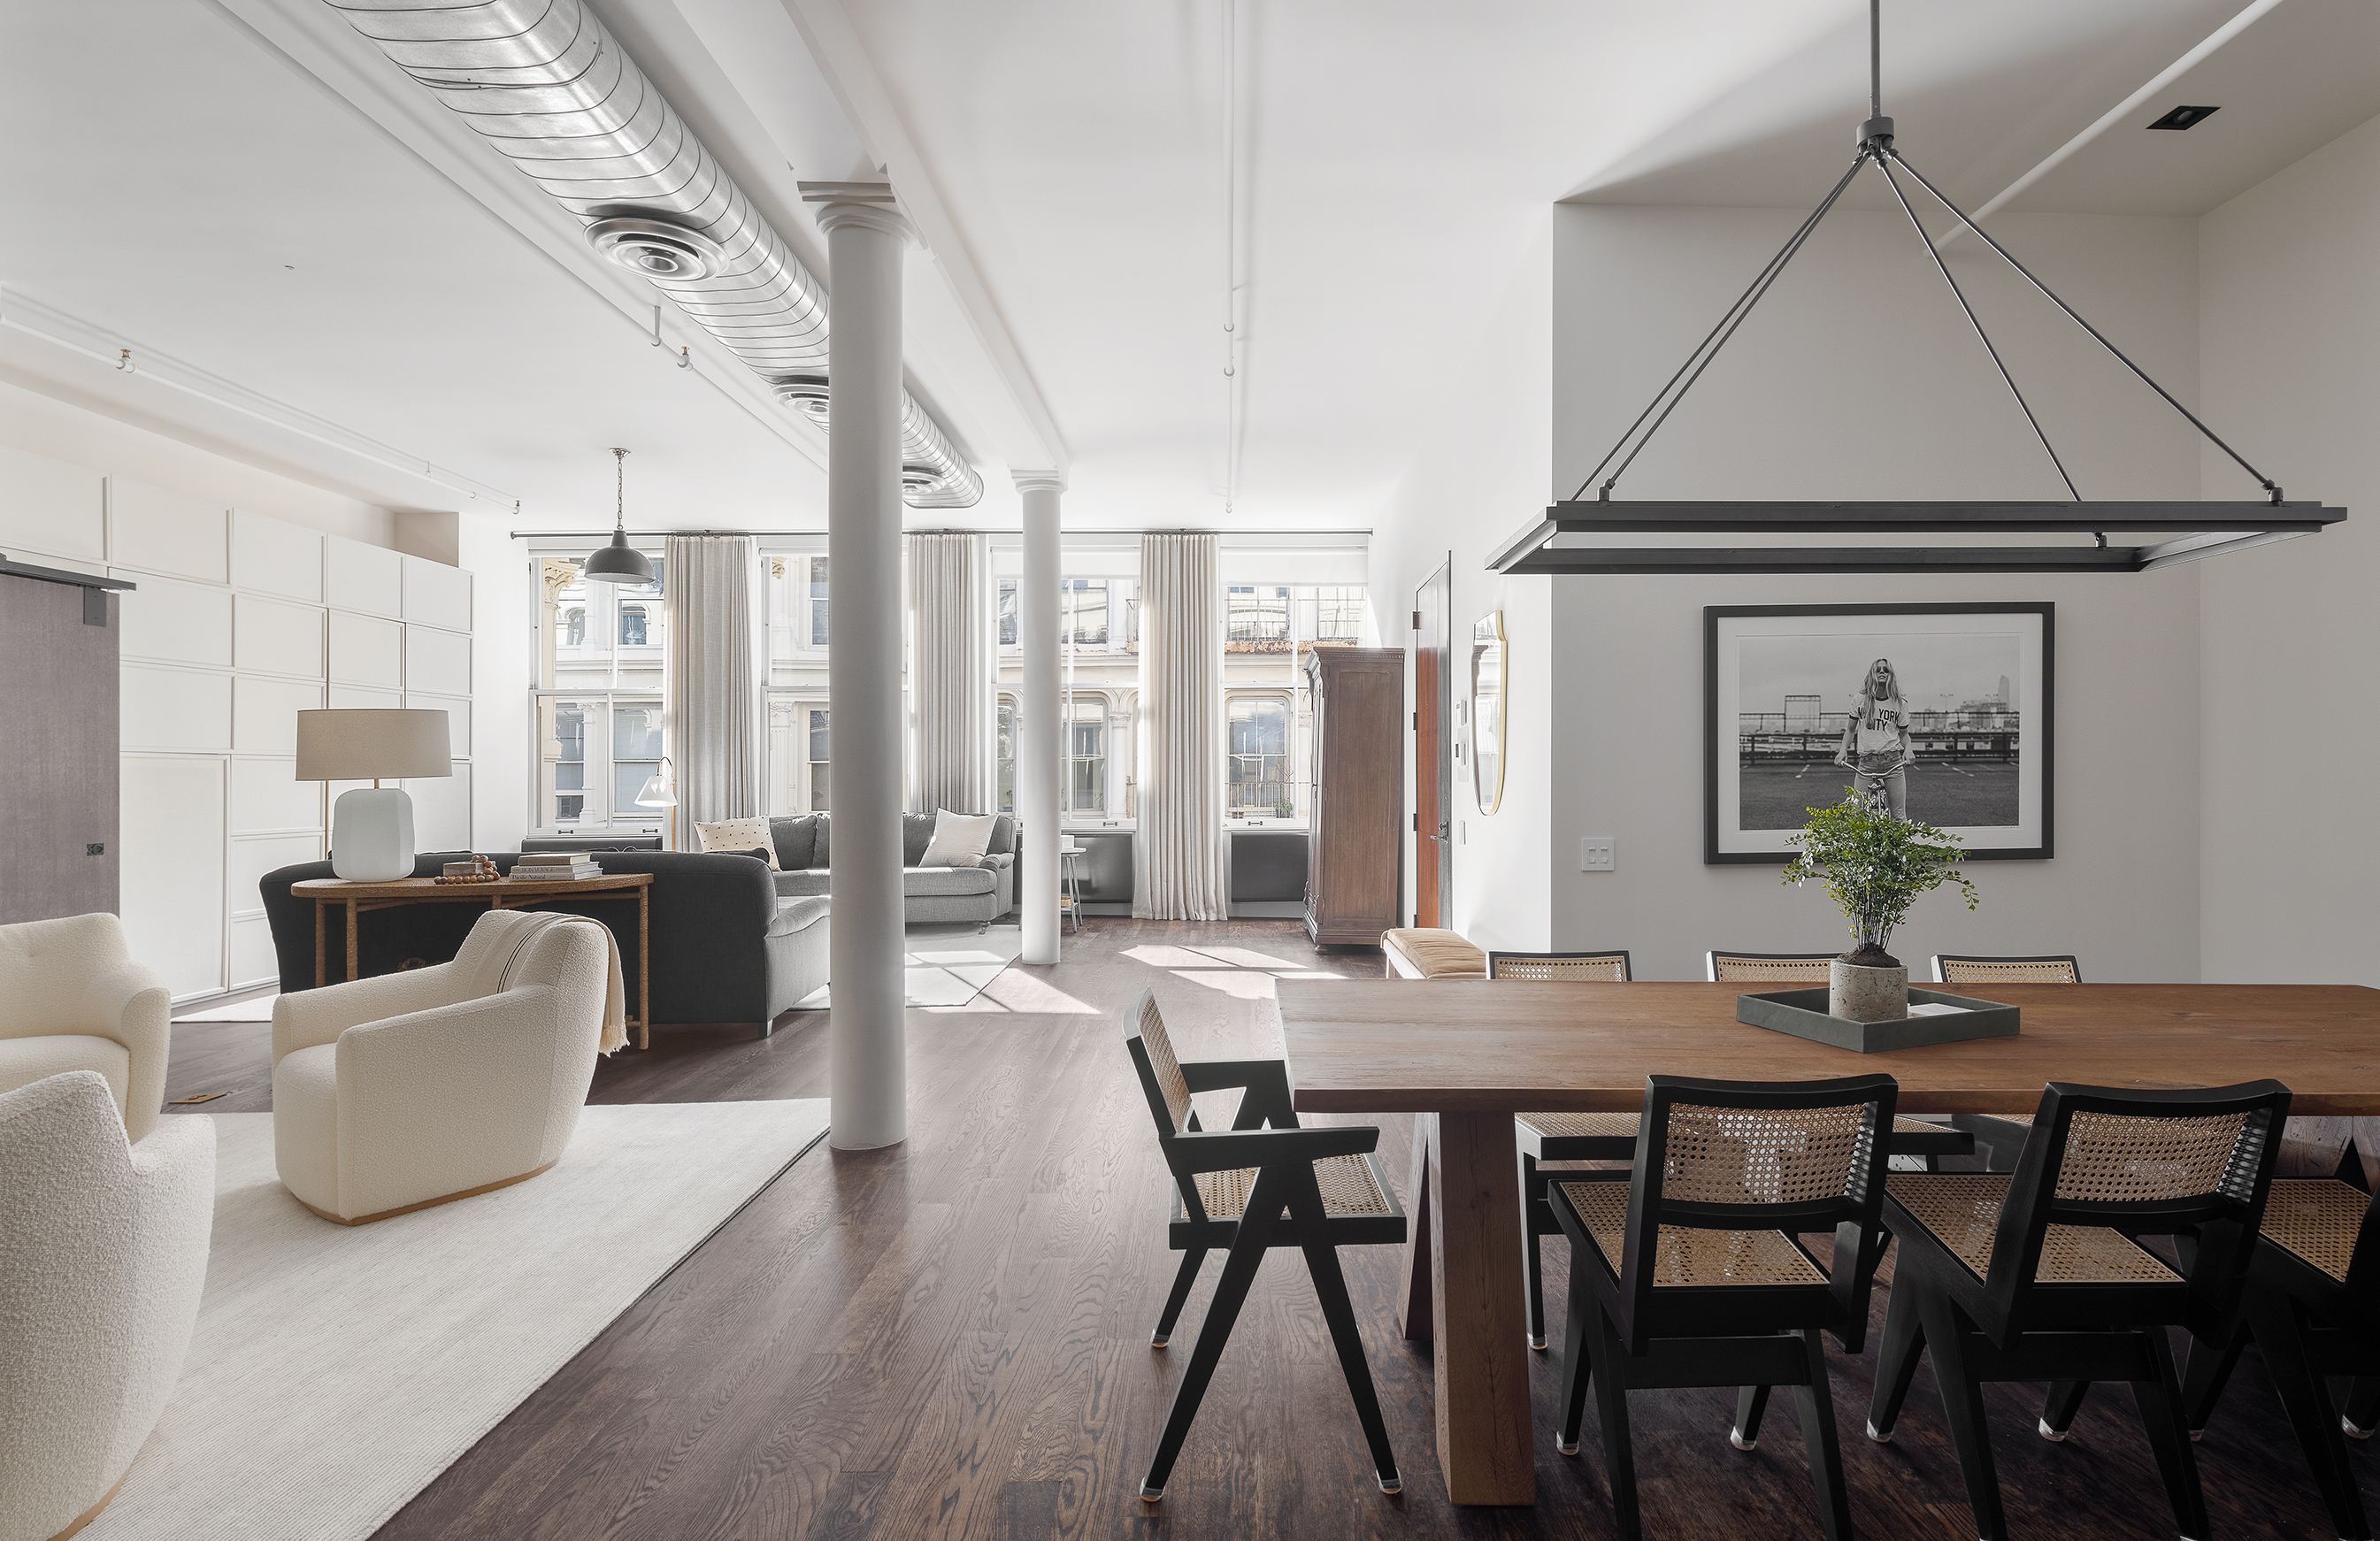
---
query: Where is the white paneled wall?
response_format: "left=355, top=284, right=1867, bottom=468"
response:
left=0, top=458, right=473, bottom=1002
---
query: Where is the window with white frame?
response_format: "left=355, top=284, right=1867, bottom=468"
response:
left=1227, top=695, right=1294, bottom=816
left=764, top=698, right=832, bottom=814
left=1227, top=585, right=1291, bottom=652
left=1066, top=694, right=1107, bottom=814
left=532, top=553, right=667, bottom=832
left=996, top=695, right=1017, bottom=813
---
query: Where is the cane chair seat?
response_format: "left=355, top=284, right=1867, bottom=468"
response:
left=1488, top=951, right=1630, bottom=983
left=1708, top=950, right=1834, bottom=982
left=1886, top=1173, right=2181, bottom=1284
left=1182, top=1153, right=1396, bottom=1223
left=1562, top=1179, right=1827, bottom=1287
left=2259, top=1177, right=2366, bottom=1284
left=1933, top=954, right=2081, bottom=985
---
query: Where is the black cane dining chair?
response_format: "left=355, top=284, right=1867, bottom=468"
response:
left=1547, top=1072, right=1900, bottom=1541
left=1509, top=949, right=1969, bottom=1353
left=1121, top=988, right=1406, bottom=1500
left=2179, top=1176, right=2380, bottom=1539
left=1931, top=955, right=2083, bottom=1172
left=1869, top=1079, right=2292, bottom=1541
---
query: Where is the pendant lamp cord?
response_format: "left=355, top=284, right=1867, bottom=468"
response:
left=1570, top=0, right=2286, bottom=508
left=612, top=448, right=628, bottom=532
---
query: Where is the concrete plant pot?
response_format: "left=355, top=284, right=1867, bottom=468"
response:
left=1830, top=958, right=1908, bottom=1024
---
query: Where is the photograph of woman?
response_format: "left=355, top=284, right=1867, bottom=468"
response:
left=1836, top=657, right=1915, bottom=817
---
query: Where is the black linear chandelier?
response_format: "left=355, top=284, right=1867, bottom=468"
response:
left=1492, top=1, right=2343, bottom=577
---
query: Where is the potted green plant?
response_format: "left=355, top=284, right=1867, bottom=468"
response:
left=1782, top=792, right=1980, bottom=1023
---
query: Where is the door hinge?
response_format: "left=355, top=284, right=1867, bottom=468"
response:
left=1410, top=609, right=1423, bottom=631
left=1413, top=813, right=1419, bottom=832
left=1411, top=710, right=1418, bottom=730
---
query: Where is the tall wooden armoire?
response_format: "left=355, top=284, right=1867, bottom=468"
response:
left=1302, top=645, right=1404, bottom=947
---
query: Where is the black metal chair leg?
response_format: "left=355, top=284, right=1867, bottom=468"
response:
left=1732, top=1384, right=1772, bottom=1450
left=1523, top=1153, right=1549, bottom=1350
left=2344, top=1376, right=2380, bottom=1440
left=1917, top=1288, right=2009, bottom=1541
left=1152, top=1247, right=1207, bottom=1347
left=2180, top=1317, right=2248, bottom=1436
left=1866, top=1268, right=1925, bottom=1441
left=1302, top=1236, right=1401, bottom=1493
left=1141, top=1208, right=1273, bottom=1499
left=2248, top=1292, right=2375, bottom=1540
left=2039, top=1379, right=2089, bottom=1441
left=1555, top=1248, right=1596, bottom=1455
left=1586, top=1304, right=1642, bottom=1541
left=2127, top=1326, right=2211, bottom=1541
left=1792, top=1329, right=1854, bottom=1541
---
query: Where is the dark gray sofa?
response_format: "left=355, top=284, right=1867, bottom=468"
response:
left=259, top=850, right=829, bottom=1039
left=766, top=813, right=1014, bottom=924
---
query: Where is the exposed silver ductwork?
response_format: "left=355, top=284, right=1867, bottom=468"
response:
left=329, top=0, right=983, bottom=508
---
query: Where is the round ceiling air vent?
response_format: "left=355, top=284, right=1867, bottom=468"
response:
left=585, top=216, right=726, bottom=281
left=771, top=375, right=832, bottom=426
left=901, top=464, right=941, bottom=492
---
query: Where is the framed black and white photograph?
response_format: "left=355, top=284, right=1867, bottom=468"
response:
left=1705, top=603, right=2053, bottom=863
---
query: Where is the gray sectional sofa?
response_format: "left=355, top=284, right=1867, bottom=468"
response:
left=766, top=812, right=1015, bottom=924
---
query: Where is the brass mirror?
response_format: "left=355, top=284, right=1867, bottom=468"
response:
left=1470, top=610, right=1505, bottom=814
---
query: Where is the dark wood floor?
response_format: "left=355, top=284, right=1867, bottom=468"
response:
left=161, top=921, right=2371, bottom=1539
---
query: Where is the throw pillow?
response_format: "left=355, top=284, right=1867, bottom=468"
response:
left=920, top=809, right=1002, bottom=869
left=770, top=813, right=818, bottom=870
left=813, top=814, right=830, bottom=868
left=695, top=816, right=779, bottom=870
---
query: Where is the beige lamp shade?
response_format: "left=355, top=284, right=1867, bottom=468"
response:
left=295, top=709, right=452, bottom=781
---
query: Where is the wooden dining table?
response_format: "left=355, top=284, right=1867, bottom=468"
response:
left=1273, top=978, right=2380, bottom=1506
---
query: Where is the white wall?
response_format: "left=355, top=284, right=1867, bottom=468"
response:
left=1544, top=205, right=2206, bottom=980
left=2197, top=113, right=2380, bottom=985
left=0, top=385, right=485, bottom=1002
left=1367, top=218, right=1555, bottom=952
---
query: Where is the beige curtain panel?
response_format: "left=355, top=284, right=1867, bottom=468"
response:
left=1135, top=533, right=1228, bottom=920
left=907, top=532, right=991, bottom=815
left=664, top=534, right=762, bottom=833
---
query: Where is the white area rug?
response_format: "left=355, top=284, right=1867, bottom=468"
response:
left=795, top=921, right=1025, bottom=1009
left=84, top=1100, right=831, bottom=1541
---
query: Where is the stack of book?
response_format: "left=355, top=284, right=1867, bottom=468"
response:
left=512, top=852, right=603, bottom=880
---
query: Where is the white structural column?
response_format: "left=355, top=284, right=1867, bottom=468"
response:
left=1014, top=472, right=1064, bottom=964
left=813, top=188, right=912, bottom=1150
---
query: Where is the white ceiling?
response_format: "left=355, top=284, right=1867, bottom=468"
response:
left=1, top=0, right=2371, bottom=537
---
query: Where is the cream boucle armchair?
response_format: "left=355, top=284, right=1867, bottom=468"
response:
left=271, top=910, right=620, bottom=1225
left=0, top=1070, right=215, bottom=1541
left=0, top=912, right=173, bottom=1145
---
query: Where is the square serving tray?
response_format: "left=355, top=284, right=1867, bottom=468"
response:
left=1735, top=987, right=2019, bottom=1054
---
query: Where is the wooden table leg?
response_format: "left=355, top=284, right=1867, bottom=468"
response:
left=1430, top=1110, right=1536, bottom=1505
left=1399, top=1112, right=1434, bottom=1340
left=314, top=901, right=326, bottom=988
left=637, top=888, right=649, bottom=1051
left=345, top=900, right=359, bottom=981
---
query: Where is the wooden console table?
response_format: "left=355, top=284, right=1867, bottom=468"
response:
left=290, top=874, right=654, bottom=1048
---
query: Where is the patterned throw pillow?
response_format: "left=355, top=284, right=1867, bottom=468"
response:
left=695, top=816, right=779, bottom=870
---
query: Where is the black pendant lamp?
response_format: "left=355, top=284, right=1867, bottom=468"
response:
left=584, top=447, right=655, bottom=584
left=1490, top=0, right=2343, bottom=576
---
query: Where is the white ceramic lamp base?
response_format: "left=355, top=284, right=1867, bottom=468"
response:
left=331, top=786, right=418, bottom=882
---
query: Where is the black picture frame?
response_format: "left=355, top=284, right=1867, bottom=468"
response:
left=1703, top=602, right=2054, bottom=864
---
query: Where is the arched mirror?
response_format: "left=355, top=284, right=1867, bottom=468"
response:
left=1470, top=610, right=1505, bottom=814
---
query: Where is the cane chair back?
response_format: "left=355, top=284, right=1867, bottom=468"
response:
left=1488, top=949, right=1632, bottom=983
left=2257, top=1177, right=2380, bottom=1293
left=1583, top=1073, right=1897, bottom=1353
left=1901, top=1081, right=2288, bottom=1339
left=1707, top=949, right=1834, bottom=983
left=1126, top=989, right=1195, bottom=1136
left=1932, top=954, right=2082, bottom=985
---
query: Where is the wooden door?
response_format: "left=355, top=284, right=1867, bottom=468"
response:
left=1413, top=558, right=1451, bottom=927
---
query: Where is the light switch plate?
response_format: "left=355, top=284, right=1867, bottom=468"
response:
left=1579, top=837, right=1616, bottom=871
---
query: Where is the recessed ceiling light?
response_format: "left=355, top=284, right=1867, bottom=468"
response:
left=2147, top=104, right=2220, bottom=131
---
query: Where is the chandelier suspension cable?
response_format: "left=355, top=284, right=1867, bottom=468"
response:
left=1870, top=0, right=1883, bottom=119
left=1875, top=157, right=2079, bottom=502
left=1883, top=150, right=2282, bottom=502
left=1574, top=148, right=1871, bottom=502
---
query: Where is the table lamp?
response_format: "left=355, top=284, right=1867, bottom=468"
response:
left=296, top=709, right=453, bottom=881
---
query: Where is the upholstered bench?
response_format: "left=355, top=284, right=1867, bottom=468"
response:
left=1380, top=928, right=1486, bottom=980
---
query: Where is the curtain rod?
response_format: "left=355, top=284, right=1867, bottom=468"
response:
left=510, top=526, right=1374, bottom=540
